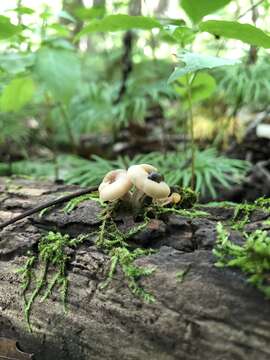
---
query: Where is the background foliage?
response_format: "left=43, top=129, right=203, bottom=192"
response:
left=0, top=0, right=269, bottom=199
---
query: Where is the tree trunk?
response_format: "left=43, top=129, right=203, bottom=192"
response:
left=0, top=178, right=269, bottom=360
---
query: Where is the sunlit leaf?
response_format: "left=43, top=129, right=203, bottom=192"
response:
left=35, top=47, right=81, bottom=104
left=164, top=25, right=195, bottom=46
left=58, top=10, right=76, bottom=23
left=0, top=53, right=34, bottom=74
left=11, top=6, right=35, bottom=15
left=180, top=0, right=232, bottom=23
left=200, top=20, right=270, bottom=48
left=0, top=15, right=22, bottom=40
left=0, top=76, right=35, bottom=112
left=174, top=72, right=216, bottom=105
left=76, top=14, right=161, bottom=39
left=168, top=51, right=239, bottom=83
left=75, top=6, right=106, bottom=20
left=49, top=23, right=70, bottom=37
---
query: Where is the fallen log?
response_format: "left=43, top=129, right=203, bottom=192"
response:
left=0, top=177, right=269, bottom=360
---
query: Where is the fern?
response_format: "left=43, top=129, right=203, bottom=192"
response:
left=64, top=149, right=249, bottom=198
left=0, top=149, right=249, bottom=199
left=215, top=54, right=270, bottom=110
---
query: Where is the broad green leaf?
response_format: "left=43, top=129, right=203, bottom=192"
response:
left=165, top=25, right=195, bottom=46
left=75, top=6, right=106, bottom=20
left=174, top=72, right=216, bottom=105
left=49, top=23, right=70, bottom=37
left=58, top=10, right=76, bottom=23
left=35, top=47, right=81, bottom=104
left=11, top=6, right=35, bottom=15
left=168, top=52, right=239, bottom=83
left=0, top=53, right=34, bottom=74
left=76, top=14, right=161, bottom=38
left=0, top=15, right=22, bottom=40
left=0, top=76, right=35, bottom=112
left=180, top=0, right=232, bottom=23
left=200, top=20, right=270, bottom=48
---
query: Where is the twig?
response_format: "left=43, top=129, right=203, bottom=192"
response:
left=0, top=185, right=98, bottom=230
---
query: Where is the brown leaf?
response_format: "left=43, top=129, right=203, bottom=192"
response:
left=0, top=338, right=33, bottom=360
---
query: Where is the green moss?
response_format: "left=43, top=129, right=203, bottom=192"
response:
left=155, top=206, right=208, bottom=218
left=18, top=187, right=204, bottom=331
left=100, top=247, right=156, bottom=303
left=18, top=231, right=87, bottom=332
left=176, top=265, right=191, bottom=283
left=263, top=218, right=270, bottom=226
left=213, top=223, right=270, bottom=298
left=174, top=186, right=198, bottom=209
left=63, top=192, right=102, bottom=213
left=97, top=204, right=155, bottom=302
left=231, top=197, right=270, bottom=231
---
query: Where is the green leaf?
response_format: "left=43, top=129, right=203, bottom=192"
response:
left=11, top=6, right=35, bottom=15
left=165, top=25, right=195, bottom=46
left=49, top=23, right=70, bottom=37
left=0, top=76, right=35, bottom=112
left=174, top=72, right=216, bottom=105
left=0, top=15, right=22, bottom=40
left=58, top=10, right=76, bottom=23
left=200, top=20, right=270, bottom=48
left=35, top=47, right=81, bottom=104
left=180, top=0, right=232, bottom=23
left=76, top=14, right=161, bottom=38
left=74, top=6, right=106, bottom=20
left=168, top=51, right=239, bottom=83
left=0, top=53, right=35, bottom=74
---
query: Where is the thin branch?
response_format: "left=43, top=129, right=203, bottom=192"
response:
left=237, top=0, right=264, bottom=19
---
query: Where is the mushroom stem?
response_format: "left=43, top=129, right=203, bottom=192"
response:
left=131, top=188, right=146, bottom=211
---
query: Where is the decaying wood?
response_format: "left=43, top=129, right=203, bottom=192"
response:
left=0, top=337, right=33, bottom=359
left=0, top=178, right=269, bottom=360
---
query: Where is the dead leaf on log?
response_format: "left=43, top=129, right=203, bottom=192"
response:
left=0, top=338, right=33, bottom=360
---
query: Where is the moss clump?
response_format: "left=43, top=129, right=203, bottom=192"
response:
left=97, top=205, right=155, bottom=302
left=177, top=187, right=198, bottom=208
left=63, top=192, right=101, bottom=213
left=176, top=265, right=191, bottom=283
left=155, top=206, right=208, bottom=218
left=231, top=197, right=270, bottom=231
left=18, top=231, right=87, bottom=331
left=213, top=223, right=270, bottom=298
left=100, top=247, right=156, bottom=303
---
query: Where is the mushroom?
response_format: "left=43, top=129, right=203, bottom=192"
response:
left=156, top=192, right=181, bottom=206
left=99, top=169, right=132, bottom=202
left=128, top=164, right=170, bottom=200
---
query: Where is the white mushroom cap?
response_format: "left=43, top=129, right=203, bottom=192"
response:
left=99, top=169, right=132, bottom=202
left=256, top=124, right=270, bottom=139
left=128, top=164, right=170, bottom=199
left=127, top=164, right=157, bottom=189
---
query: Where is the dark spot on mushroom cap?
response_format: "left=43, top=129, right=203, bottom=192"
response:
left=147, top=172, right=164, bottom=183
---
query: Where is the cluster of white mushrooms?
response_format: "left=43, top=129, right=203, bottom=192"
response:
left=98, top=164, right=181, bottom=206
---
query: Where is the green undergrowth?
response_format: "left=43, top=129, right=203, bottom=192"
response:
left=213, top=223, right=270, bottom=298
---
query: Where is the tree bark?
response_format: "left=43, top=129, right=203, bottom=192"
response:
left=0, top=178, right=270, bottom=360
